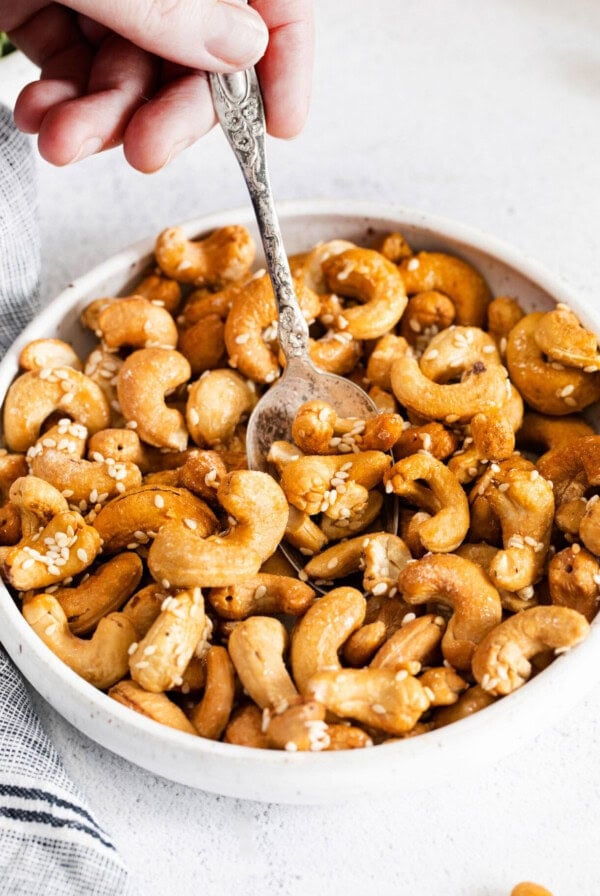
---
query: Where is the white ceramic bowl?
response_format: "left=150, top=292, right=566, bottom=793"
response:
left=1, top=201, right=599, bottom=805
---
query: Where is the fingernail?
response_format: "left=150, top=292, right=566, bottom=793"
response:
left=205, top=1, right=268, bottom=66
left=70, top=136, right=103, bottom=163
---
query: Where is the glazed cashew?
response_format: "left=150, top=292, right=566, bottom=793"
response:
left=506, top=313, right=600, bottom=414
left=432, top=684, right=496, bottom=728
left=536, top=434, right=600, bottom=506
left=93, top=483, right=218, bottom=553
left=472, top=457, right=555, bottom=592
left=177, top=313, right=226, bottom=375
left=516, top=411, right=595, bottom=456
left=83, top=348, right=124, bottom=424
left=121, top=582, right=170, bottom=638
left=303, top=532, right=411, bottom=596
left=228, top=616, right=298, bottom=711
left=579, top=497, right=600, bottom=556
left=419, top=667, right=468, bottom=706
left=486, top=295, right=525, bottom=345
left=510, top=885, right=554, bottom=896
left=291, top=400, right=403, bottom=455
left=129, top=587, right=207, bottom=692
left=109, top=679, right=197, bottom=734
left=370, top=613, right=446, bottom=672
left=3, top=367, right=111, bottom=452
left=208, top=573, right=315, bottom=620
left=397, top=554, right=503, bottom=670
left=23, top=593, right=136, bottom=689
left=419, top=326, right=502, bottom=383
left=548, top=545, right=600, bottom=622
left=290, top=587, right=366, bottom=693
left=343, top=595, right=412, bottom=666
left=54, top=553, right=143, bottom=635
left=366, top=334, right=405, bottom=392
left=148, top=471, right=288, bottom=587
left=265, top=699, right=330, bottom=752
left=0, top=454, right=28, bottom=545
left=19, top=338, right=82, bottom=372
left=308, top=329, right=363, bottom=376
left=284, top=506, right=328, bottom=555
left=189, top=646, right=236, bottom=739
left=155, top=224, right=255, bottom=286
left=534, top=304, right=600, bottom=371
left=398, top=250, right=492, bottom=327
left=399, top=291, right=456, bottom=347
left=134, top=267, right=182, bottom=314
left=322, top=247, right=407, bottom=339
left=390, top=337, right=510, bottom=424
left=394, top=422, right=459, bottom=462
left=455, top=542, right=535, bottom=613
left=117, top=348, right=191, bottom=451
left=384, top=453, right=469, bottom=553
left=289, top=238, right=355, bottom=293
left=306, top=668, right=430, bottom=735
left=186, top=370, right=256, bottom=447
left=472, top=605, right=590, bottom=696
left=280, top=451, right=390, bottom=516
left=96, top=296, right=178, bottom=351
left=223, top=704, right=270, bottom=748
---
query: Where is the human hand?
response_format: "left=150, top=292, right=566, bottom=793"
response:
left=1, top=0, right=314, bottom=172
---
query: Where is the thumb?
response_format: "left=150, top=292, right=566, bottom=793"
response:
left=68, top=0, right=269, bottom=70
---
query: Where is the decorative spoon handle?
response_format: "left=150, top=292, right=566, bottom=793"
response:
left=209, top=68, right=309, bottom=360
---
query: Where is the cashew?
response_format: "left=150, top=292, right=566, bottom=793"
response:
left=398, top=250, right=492, bottom=327
left=366, top=334, right=405, bottom=391
left=148, top=471, right=288, bottom=587
left=129, top=587, right=207, bottom=692
left=135, top=267, right=182, bottom=314
left=177, top=313, right=226, bottom=375
left=536, top=434, right=600, bottom=506
left=322, top=248, right=407, bottom=339
left=265, top=700, right=331, bottom=752
left=121, top=583, right=170, bottom=638
left=280, top=451, right=390, bottom=516
left=455, top=541, right=535, bottom=613
left=303, top=532, right=411, bottom=596
left=289, top=239, right=355, bottom=293
left=96, top=296, right=178, bottom=350
left=54, top=553, right=143, bottom=635
left=186, top=370, right=256, bottom=447
left=400, top=291, right=456, bottom=346
left=109, top=679, right=197, bottom=735
left=419, top=326, right=501, bottom=383
left=390, top=337, right=510, bottom=424
left=486, top=295, right=525, bottom=344
left=228, top=616, right=298, bottom=711
left=23, top=593, right=136, bottom=689
left=223, top=704, right=270, bottom=748
left=472, top=605, right=590, bottom=696
left=548, top=545, right=600, bottom=622
left=384, top=453, right=469, bottom=552
left=419, top=667, right=468, bottom=706
left=397, top=554, right=503, bottom=670
left=510, top=883, right=554, bottom=896
left=189, top=646, right=236, bottom=739
left=155, top=224, right=255, bottom=286
left=306, top=668, right=430, bottom=735
left=117, top=348, right=191, bottom=451
left=517, top=412, right=595, bottom=456
left=83, top=348, right=124, bottom=424
left=370, top=613, right=446, bottom=672
left=343, top=595, right=411, bottom=666
left=3, top=367, right=111, bottom=452
left=394, top=422, right=459, bottom=462
left=506, top=313, right=600, bottom=414
left=534, top=304, right=600, bottom=371
left=284, top=505, right=328, bottom=555
left=290, top=587, right=366, bottom=693
left=432, top=684, right=496, bottom=728
left=579, top=498, right=600, bottom=556
left=93, top=483, right=217, bottom=554
left=319, top=490, right=384, bottom=541
left=308, top=330, right=363, bottom=376
left=208, top=573, right=315, bottom=620
left=19, top=338, right=82, bottom=372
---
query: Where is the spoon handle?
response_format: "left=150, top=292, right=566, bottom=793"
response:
left=210, top=68, right=309, bottom=360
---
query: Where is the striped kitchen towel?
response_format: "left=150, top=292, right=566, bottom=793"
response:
left=0, top=104, right=131, bottom=895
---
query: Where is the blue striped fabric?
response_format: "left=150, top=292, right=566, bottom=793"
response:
left=0, top=105, right=131, bottom=896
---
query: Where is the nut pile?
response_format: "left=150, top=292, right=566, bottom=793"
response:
left=1, top=223, right=599, bottom=751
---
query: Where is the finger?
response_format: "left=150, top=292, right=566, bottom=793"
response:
left=251, top=0, right=314, bottom=138
left=64, top=0, right=268, bottom=71
left=123, top=71, right=216, bottom=173
left=0, top=0, right=48, bottom=33
left=36, top=35, right=159, bottom=165
left=76, top=13, right=110, bottom=46
left=8, top=3, right=81, bottom=66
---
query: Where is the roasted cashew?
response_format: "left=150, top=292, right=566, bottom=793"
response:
left=3, top=367, right=111, bottom=452
left=289, top=239, right=355, bottom=293
left=86, top=427, right=192, bottom=476
left=370, top=231, right=413, bottom=263
left=472, top=605, right=590, bottom=696
left=109, top=679, right=197, bottom=734
left=306, top=668, right=430, bottom=735
left=121, top=583, right=169, bottom=638
left=534, top=304, right=600, bottom=371
left=506, top=313, right=600, bottom=414
left=390, top=337, right=510, bottom=424
left=397, top=554, right=503, bottom=670
left=448, top=408, right=518, bottom=485
left=486, top=295, right=525, bottom=345
left=516, top=412, right=595, bottom=456
left=394, top=422, right=459, bottom=462
left=290, top=586, right=366, bottom=693
left=308, top=329, right=363, bottom=376
left=455, top=542, right=535, bottom=613
left=155, top=224, right=255, bottom=287
left=177, top=314, right=226, bottom=375
left=208, top=573, right=315, bottom=620
left=579, top=498, right=600, bottom=556
left=223, top=704, right=270, bottom=748
left=399, top=291, right=456, bottom=346
left=291, top=400, right=403, bottom=455
left=536, top=435, right=600, bottom=506
left=83, top=348, right=124, bottom=424
left=224, top=273, right=320, bottom=383
left=228, top=616, right=298, bottom=711
left=303, top=532, right=411, bottom=596
left=54, top=553, right=143, bottom=635
left=322, top=247, right=407, bottom=339
left=370, top=613, right=446, bottom=672
left=366, top=334, right=405, bottom=391
left=319, top=490, right=384, bottom=540
left=96, top=296, right=178, bottom=351
left=117, top=348, right=191, bottom=451
left=284, top=506, right=328, bottom=555
left=23, top=593, right=136, bottom=689
left=548, top=545, right=600, bottom=622
left=280, top=451, right=390, bottom=516
left=148, top=471, right=288, bottom=587
left=398, top=250, right=492, bottom=327
left=510, top=884, right=554, bottom=896
left=189, top=646, right=236, bottom=739
left=135, top=267, right=182, bottom=314
left=432, top=684, right=496, bottom=728
left=93, top=483, right=218, bottom=553
left=265, top=699, right=330, bottom=752
left=342, top=595, right=411, bottom=666
left=129, top=587, right=207, bottom=692
left=419, top=667, right=468, bottom=706
left=0, top=453, right=28, bottom=545
left=384, top=453, right=469, bottom=552
left=186, top=370, right=256, bottom=447
left=472, top=457, right=554, bottom=591
left=19, top=338, right=82, bottom=372
left=419, top=326, right=501, bottom=383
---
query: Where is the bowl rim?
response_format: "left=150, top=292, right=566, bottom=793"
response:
left=1, top=199, right=599, bottom=797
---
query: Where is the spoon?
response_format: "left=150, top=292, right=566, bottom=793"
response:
left=209, top=66, right=379, bottom=468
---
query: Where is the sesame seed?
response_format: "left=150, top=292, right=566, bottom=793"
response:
left=371, top=581, right=388, bottom=596
left=161, top=579, right=171, bottom=590
left=154, top=494, right=165, bottom=509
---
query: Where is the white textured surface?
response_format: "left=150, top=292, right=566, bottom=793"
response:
left=6, top=0, right=600, bottom=892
